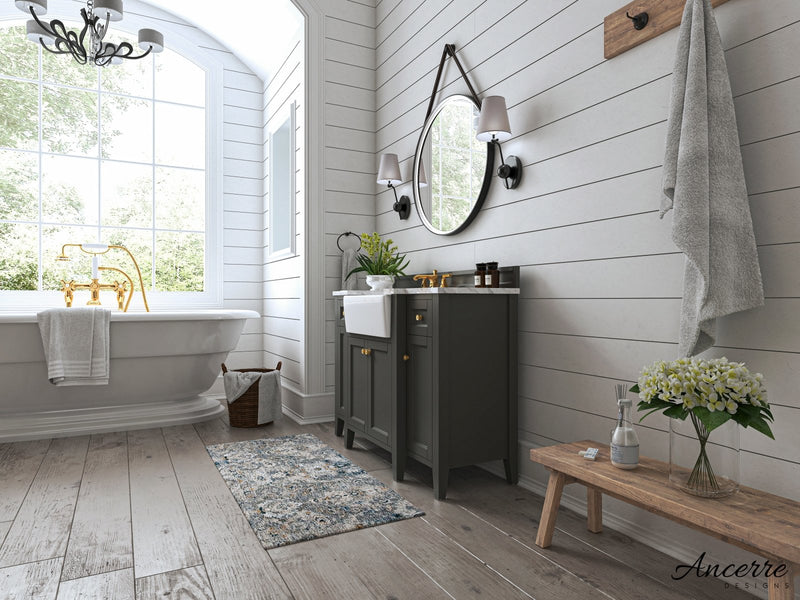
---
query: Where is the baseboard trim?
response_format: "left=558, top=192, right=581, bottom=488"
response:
left=280, top=383, right=334, bottom=424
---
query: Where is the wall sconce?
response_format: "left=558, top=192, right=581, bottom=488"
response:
left=476, top=96, right=522, bottom=190
left=377, top=153, right=410, bottom=219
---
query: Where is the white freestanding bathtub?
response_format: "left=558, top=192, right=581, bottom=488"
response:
left=0, top=309, right=259, bottom=442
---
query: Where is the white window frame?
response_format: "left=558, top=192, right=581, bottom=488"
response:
left=266, top=100, right=296, bottom=262
left=0, top=11, right=223, bottom=311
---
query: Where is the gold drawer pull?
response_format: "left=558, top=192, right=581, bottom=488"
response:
left=403, top=354, right=410, bottom=361
left=415, top=314, right=423, bottom=321
left=363, top=348, right=371, bottom=356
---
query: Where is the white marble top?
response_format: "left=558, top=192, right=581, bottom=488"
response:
left=333, top=287, right=520, bottom=296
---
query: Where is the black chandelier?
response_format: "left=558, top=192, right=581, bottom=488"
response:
left=16, top=0, right=164, bottom=67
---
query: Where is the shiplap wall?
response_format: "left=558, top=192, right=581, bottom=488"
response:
left=263, top=34, right=305, bottom=391
left=321, top=0, right=378, bottom=394
left=373, top=0, right=800, bottom=579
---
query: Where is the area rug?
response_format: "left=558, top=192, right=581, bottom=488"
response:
left=206, top=433, right=423, bottom=549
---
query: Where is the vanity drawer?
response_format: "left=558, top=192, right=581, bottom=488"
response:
left=407, top=297, right=432, bottom=336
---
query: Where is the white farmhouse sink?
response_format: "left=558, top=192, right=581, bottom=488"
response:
left=343, top=294, right=391, bottom=338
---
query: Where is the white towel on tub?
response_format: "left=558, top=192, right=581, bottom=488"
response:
left=223, top=370, right=282, bottom=425
left=37, top=307, right=111, bottom=386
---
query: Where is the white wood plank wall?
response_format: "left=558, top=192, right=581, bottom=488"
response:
left=263, top=35, right=306, bottom=389
left=373, top=0, right=800, bottom=573
left=320, top=0, right=378, bottom=393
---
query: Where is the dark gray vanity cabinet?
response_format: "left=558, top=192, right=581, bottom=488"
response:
left=335, top=277, right=518, bottom=499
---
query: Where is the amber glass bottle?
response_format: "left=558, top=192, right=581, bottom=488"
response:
left=474, top=263, right=486, bottom=287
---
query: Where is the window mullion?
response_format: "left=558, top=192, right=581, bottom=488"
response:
left=37, top=42, right=43, bottom=291
left=96, top=65, right=102, bottom=243
left=151, top=54, right=157, bottom=292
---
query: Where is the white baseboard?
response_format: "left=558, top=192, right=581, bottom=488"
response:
left=280, top=383, right=334, bottom=423
left=209, top=376, right=334, bottom=424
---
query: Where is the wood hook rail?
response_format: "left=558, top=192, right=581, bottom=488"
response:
left=604, top=0, right=732, bottom=59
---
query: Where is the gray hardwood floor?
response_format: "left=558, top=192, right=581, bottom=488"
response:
left=0, top=414, right=752, bottom=600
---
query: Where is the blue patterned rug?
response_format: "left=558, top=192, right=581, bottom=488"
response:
left=206, top=433, right=423, bottom=549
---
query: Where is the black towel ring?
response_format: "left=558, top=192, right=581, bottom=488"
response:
left=336, top=231, right=361, bottom=252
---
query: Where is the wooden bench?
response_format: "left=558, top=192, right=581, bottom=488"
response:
left=529, top=441, right=800, bottom=600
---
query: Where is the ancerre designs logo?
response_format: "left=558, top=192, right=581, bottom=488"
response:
left=672, top=552, right=790, bottom=592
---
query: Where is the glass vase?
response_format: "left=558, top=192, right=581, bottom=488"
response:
left=669, top=414, right=740, bottom=498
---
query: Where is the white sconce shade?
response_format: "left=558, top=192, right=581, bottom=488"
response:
left=16, top=0, right=47, bottom=15
left=476, top=95, right=512, bottom=142
left=93, top=0, right=123, bottom=21
left=377, top=153, right=402, bottom=185
left=418, top=160, right=428, bottom=188
left=25, top=19, right=54, bottom=44
left=138, top=28, right=164, bottom=53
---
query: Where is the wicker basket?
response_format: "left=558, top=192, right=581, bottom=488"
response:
left=221, top=362, right=282, bottom=428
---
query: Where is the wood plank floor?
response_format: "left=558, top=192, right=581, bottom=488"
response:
left=0, top=414, right=755, bottom=600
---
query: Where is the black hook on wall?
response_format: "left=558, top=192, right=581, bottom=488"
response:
left=626, top=11, right=649, bottom=30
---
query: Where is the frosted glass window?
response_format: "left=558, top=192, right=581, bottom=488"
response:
left=268, top=103, right=295, bottom=259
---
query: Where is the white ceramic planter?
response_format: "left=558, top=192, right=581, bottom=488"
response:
left=365, top=274, right=395, bottom=290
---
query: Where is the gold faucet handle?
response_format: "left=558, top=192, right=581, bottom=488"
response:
left=413, top=272, right=438, bottom=288
left=440, top=273, right=452, bottom=287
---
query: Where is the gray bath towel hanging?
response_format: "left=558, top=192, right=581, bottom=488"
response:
left=661, top=0, right=763, bottom=357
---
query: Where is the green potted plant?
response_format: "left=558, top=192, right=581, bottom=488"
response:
left=633, top=357, right=772, bottom=498
left=346, top=232, right=409, bottom=290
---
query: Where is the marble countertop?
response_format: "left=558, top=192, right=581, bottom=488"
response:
left=333, top=287, right=520, bottom=296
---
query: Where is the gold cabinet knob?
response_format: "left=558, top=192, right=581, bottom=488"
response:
left=415, top=314, right=423, bottom=321
left=403, top=354, right=410, bottom=361
left=364, top=348, right=371, bottom=356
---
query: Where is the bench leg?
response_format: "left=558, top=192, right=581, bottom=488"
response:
left=769, top=562, right=797, bottom=600
left=535, top=471, right=567, bottom=548
left=587, top=487, right=602, bottom=534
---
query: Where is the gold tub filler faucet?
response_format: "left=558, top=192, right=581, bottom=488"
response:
left=56, top=243, right=150, bottom=312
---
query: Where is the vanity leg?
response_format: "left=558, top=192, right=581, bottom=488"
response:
left=503, top=456, right=518, bottom=484
left=433, top=466, right=449, bottom=500
left=344, top=428, right=355, bottom=449
left=392, top=452, right=405, bottom=482
left=335, top=418, right=344, bottom=437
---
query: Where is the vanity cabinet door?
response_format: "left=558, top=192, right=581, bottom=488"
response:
left=366, top=339, right=392, bottom=446
left=405, top=334, right=433, bottom=463
left=344, top=336, right=368, bottom=433
left=344, top=335, right=391, bottom=446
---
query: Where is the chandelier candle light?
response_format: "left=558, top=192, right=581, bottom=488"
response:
left=16, top=0, right=164, bottom=67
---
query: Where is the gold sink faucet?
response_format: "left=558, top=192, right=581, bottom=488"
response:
left=413, top=269, right=439, bottom=288
left=56, top=243, right=150, bottom=312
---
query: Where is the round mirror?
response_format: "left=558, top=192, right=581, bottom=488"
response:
left=413, top=94, right=494, bottom=235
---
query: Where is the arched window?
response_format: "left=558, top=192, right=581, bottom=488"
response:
left=0, top=20, right=218, bottom=308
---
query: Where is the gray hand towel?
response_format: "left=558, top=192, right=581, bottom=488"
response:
left=661, top=0, right=763, bottom=357
left=37, top=307, right=111, bottom=386
left=341, top=247, right=359, bottom=291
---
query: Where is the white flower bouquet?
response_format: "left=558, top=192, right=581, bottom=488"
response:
left=632, top=357, right=773, bottom=493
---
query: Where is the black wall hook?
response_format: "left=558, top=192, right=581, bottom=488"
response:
left=626, top=11, right=649, bottom=30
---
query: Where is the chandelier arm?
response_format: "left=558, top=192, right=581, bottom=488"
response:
left=28, top=6, right=57, bottom=37
left=24, top=3, right=163, bottom=68
left=113, top=42, right=153, bottom=61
